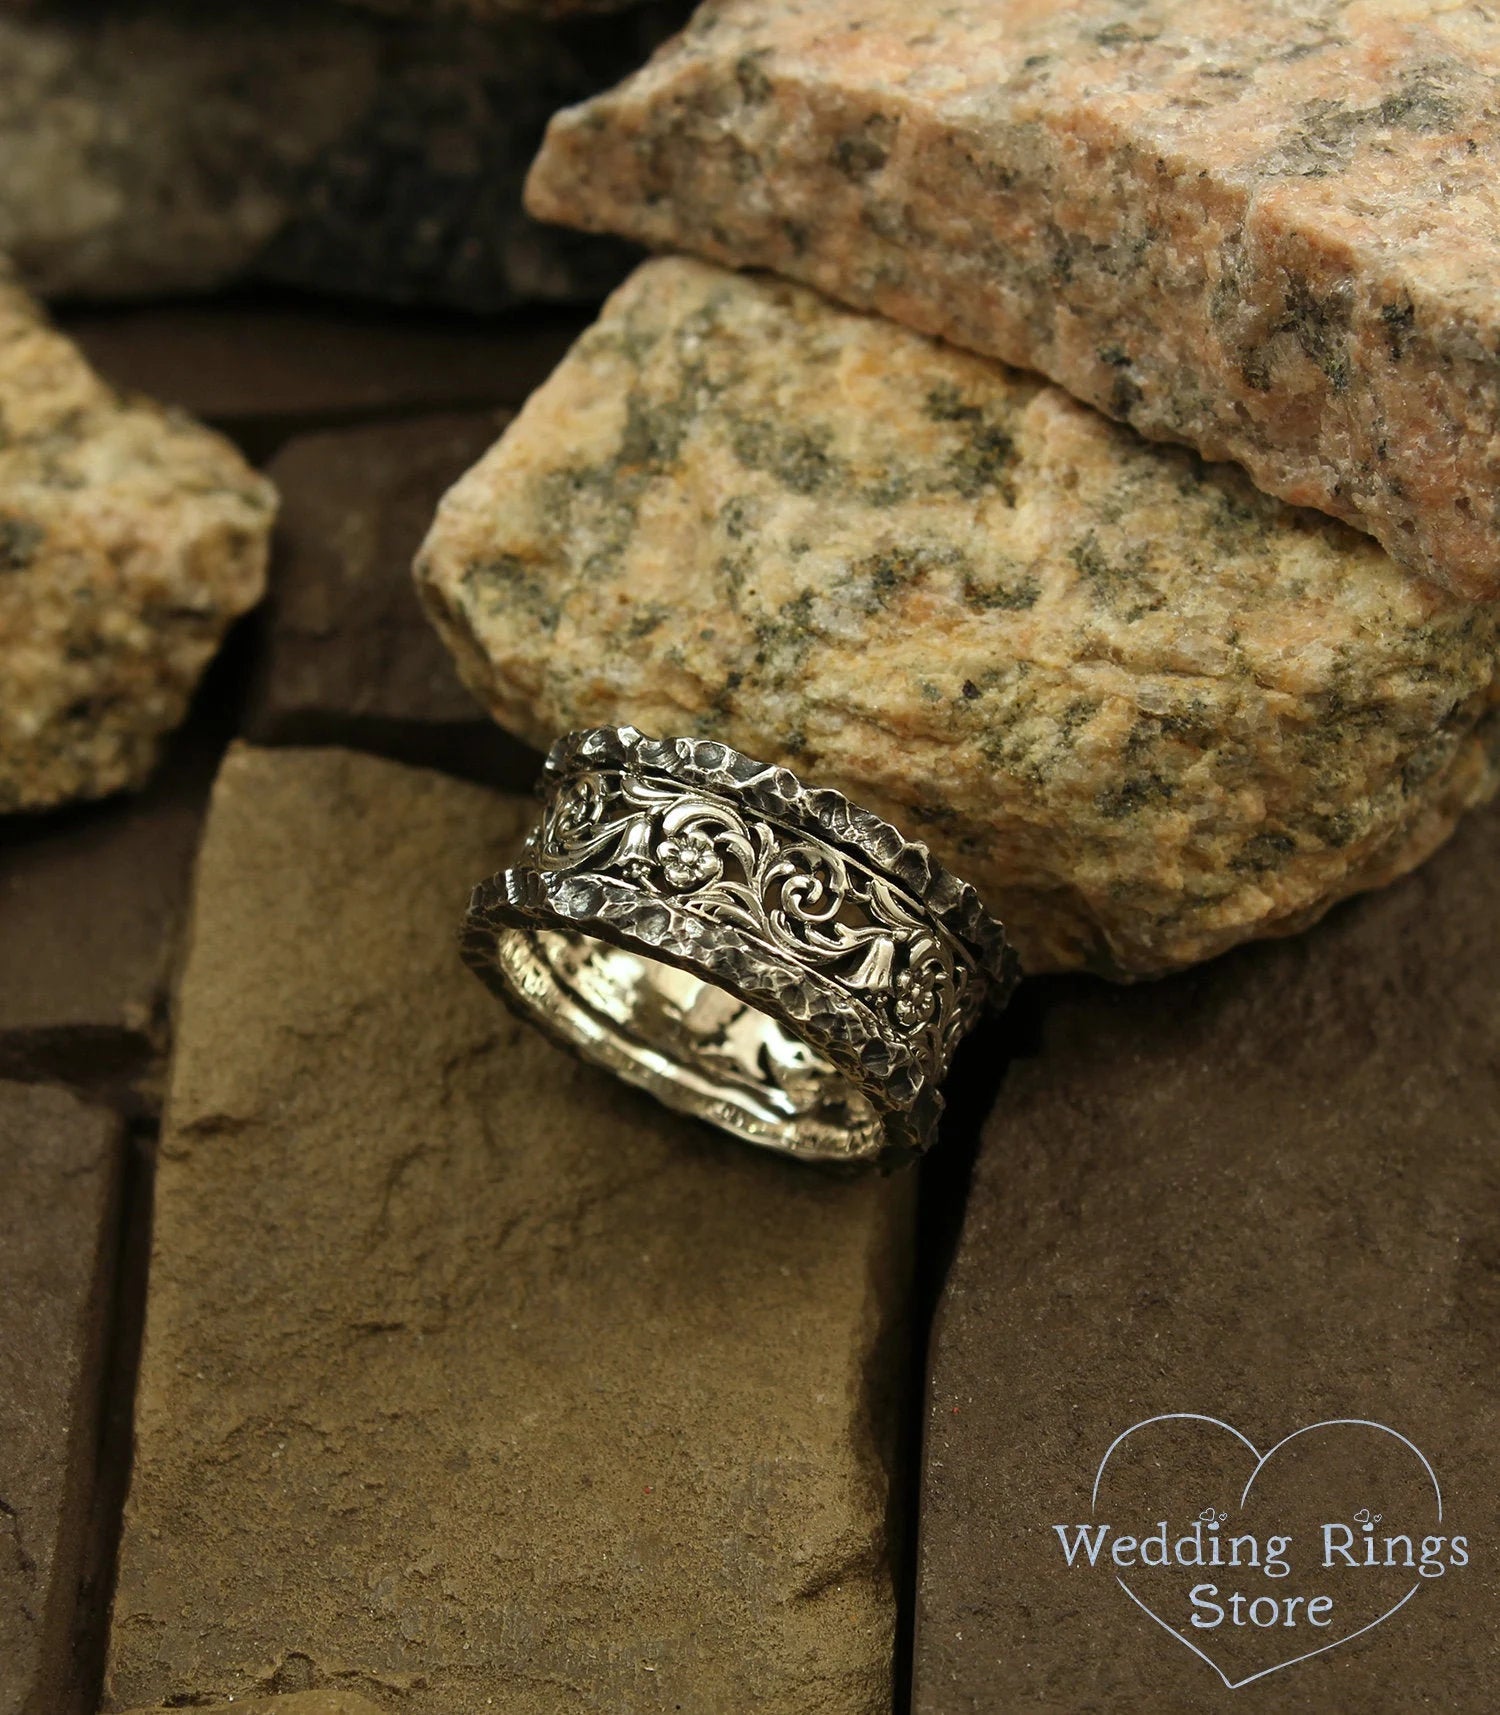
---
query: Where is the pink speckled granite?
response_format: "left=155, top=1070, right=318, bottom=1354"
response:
left=527, top=0, right=1500, bottom=600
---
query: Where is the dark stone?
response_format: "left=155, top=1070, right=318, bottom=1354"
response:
left=0, top=1081, right=125, bottom=1715
left=61, top=300, right=591, bottom=459
left=2, top=1, right=685, bottom=315
left=915, top=795, right=1500, bottom=1710
left=254, top=17, right=650, bottom=313
left=0, top=732, right=213, bottom=1115
left=243, top=413, right=542, bottom=789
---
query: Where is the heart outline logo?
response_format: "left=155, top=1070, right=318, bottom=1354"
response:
left=1092, top=1414, right=1443, bottom=1690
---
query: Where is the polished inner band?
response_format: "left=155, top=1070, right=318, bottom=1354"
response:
left=460, top=726, right=1019, bottom=1168
left=494, top=926, right=886, bottom=1161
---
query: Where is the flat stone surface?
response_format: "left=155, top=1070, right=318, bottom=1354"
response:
left=0, top=268, right=272, bottom=813
left=0, top=1081, right=125, bottom=1715
left=102, top=745, right=913, bottom=1714
left=0, top=3, right=646, bottom=312
left=915, top=793, right=1500, bottom=1711
left=0, top=724, right=216, bottom=1114
left=417, top=258, right=1500, bottom=978
left=119, top=1697, right=384, bottom=1715
left=244, top=414, right=541, bottom=787
left=527, top=0, right=1500, bottom=598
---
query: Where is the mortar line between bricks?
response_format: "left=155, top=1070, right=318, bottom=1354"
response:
left=75, top=1122, right=157, bottom=1715
left=898, top=973, right=1077, bottom=1714
left=893, top=988, right=1041, bottom=1715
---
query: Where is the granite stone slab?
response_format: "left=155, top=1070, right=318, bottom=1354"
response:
left=417, top=257, right=1500, bottom=978
left=244, top=414, right=541, bottom=787
left=0, top=267, right=272, bottom=814
left=914, top=794, right=1500, bottom=1711
left=0, top=1081, right=125, bottom=1715
left=0, top=2, right=647, bottom=312
left=528, top=0, right=1500, bottom=598
left=102, top=745, right=914, bottom=1714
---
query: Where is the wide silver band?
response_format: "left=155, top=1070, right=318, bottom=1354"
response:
left=461, top=727, right=1020, bottom=1167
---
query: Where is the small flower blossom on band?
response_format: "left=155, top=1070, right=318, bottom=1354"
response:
left=893, top=959, right=941, bottom=1027
left=657, top=828, right=722, bottom=889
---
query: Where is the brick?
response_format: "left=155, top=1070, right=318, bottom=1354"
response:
left=245, top=414, right=540, bottom=788
left=915, top=795, right=1500, bottom=1710
left=103, top=746, right=913, bottom=1713
left=0, top=1082, right=124, bottom=1715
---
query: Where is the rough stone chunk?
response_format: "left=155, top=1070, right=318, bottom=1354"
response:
left=102, top=745, right=912, bottom=1714
left=0, top=1081, right=125, bottom=1715
left=914, top=791, right=1500, bottom=1710
left=244, top=415, right=541, bottom=787
left=0, top=3, right=652, bottom=311
left=0, top=269, right=272, bottom=812
left=416, top=258, right=1500, bottom=977
left=527, top=0, right=1500, bottom=598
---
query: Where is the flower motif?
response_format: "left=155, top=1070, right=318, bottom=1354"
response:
left=656, top=828, right=722, bottom=890
left=893, top=958, right=942, bottom=1029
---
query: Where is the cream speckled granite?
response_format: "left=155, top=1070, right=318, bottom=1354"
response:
left=527, top=0, right=1500, bottom=599
left=417, top=260, right=1500, bottom=978
left=0, top=270, right=273, bottom=812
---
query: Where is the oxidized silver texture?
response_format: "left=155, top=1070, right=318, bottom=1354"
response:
left=461, top=726, right=1020, bottom=1167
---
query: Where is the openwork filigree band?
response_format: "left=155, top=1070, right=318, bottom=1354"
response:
left=461, top=726, right=1020, bottom=1167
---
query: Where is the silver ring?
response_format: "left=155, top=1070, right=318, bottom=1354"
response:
left=460, top=727, right=1019, bottom=1167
